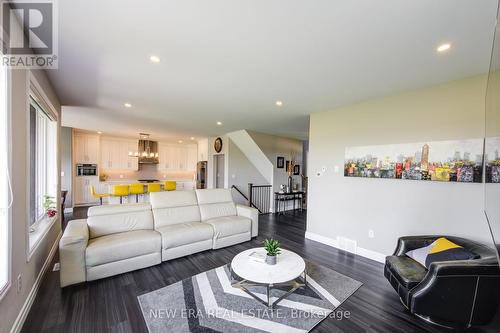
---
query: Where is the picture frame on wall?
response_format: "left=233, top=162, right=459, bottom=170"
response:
left=277, top=156, right=284, bottom=168
left=294, top=164, right=300, bottom=175
left=286, top=160, right=290, bottom=171
left=214, top=137, right=223, bottom=153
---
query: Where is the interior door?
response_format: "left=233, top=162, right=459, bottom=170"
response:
left=214, top=154, right=225, bottom=188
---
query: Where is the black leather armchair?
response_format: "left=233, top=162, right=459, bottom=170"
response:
left=384, top=236, right=500, bottom=328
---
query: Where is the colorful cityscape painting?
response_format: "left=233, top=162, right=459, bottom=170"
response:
left=344, top=139, right=484, bottom=183
left=485, top=136, right=500, bottom=183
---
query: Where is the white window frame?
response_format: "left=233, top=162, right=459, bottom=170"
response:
left=30, top=99, right=50, bottom=225
left=0, top=57, right=12, bottom=301
left=26, top=73, right=59, bottom=261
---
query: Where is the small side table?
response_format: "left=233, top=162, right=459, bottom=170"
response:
left=274, top=191, right=304, bottom=215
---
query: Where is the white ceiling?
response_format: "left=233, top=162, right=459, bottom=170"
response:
left=53, top=0, right=498, bottom=141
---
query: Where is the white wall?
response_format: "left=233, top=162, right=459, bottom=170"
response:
left=207, top=136, right=229, bottom=189
left=227, top=139, right=268, bottom=205
left=248, top=131, right=304, bottom=194
left=0, top=68, right=61, bottom=333
left=307, top=75, right=493, bottom=258
left=227, top=130, right=273, bottom=185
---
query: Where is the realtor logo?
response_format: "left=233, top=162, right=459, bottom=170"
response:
left=1, top=0, right=58, bottom=68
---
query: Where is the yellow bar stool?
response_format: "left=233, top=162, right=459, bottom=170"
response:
left=129, top=183, right=145, bottom=203
left=164, top=180, right=176, bottom=191
left=90, top=185, right=109, bottom=205
left=112, top=185, right=130, bottom=204
left=147, top=183, right=161, bottom=194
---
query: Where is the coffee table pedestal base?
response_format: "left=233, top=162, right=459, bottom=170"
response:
left=230, top=269, right=307, bottom=309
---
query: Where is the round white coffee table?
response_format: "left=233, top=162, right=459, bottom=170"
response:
left=230, top=248, right=307, bottom=308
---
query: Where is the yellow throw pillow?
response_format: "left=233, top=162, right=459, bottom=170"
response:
left=406, top=237, right=478, bottom=269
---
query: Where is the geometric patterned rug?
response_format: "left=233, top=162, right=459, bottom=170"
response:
left=138, top=261, right=362, bottom=333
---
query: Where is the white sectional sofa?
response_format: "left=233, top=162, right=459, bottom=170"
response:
left=59, top=189, right=258, bottom=287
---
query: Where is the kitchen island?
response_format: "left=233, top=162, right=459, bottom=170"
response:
left=92, top=179, right=196, bottom=205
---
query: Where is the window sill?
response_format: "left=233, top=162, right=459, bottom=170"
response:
left=27, top=214, right=58, bottom=261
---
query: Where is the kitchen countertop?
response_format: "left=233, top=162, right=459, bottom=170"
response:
left=100, top=179, right=195, bottom=184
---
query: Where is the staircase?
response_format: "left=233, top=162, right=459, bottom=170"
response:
left=227, top=130, right=273, bottom=184
left=227, top=130, right=274, bottom=213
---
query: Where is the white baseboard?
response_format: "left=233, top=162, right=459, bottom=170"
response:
left=10, top=231, right=62, bottom=333
left=305, top=231, right=386, bottom=263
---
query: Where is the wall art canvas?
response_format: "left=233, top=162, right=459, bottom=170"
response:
left=344, top=139, right=484, bottom=183
left=485, top=136, right=500, bottom=183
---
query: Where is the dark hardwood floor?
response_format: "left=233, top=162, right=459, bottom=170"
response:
left=21, top=208, right=499, bottom=333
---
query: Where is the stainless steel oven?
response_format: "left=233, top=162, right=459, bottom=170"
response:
left=76, top=164, right=98, bottom=176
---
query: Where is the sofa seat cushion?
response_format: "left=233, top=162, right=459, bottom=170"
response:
left=205, top=216, right=251, bottom=238
left=86, top=230, right=161, bottom=267
left=157, top=222, right=213, bottom=249
left=386, top=256, right=427, bottom=290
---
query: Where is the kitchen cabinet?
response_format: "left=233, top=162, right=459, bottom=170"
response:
left=187, top=145, right=197, bottom=172
left=101, top=137, right=138, bottom=171
left=74, top=133, right=99, bottom=164
left=158, top=143, right=197, bottom=171
left=126, top=141, right=139, bottom=170
left=74, top=176, right=99, bottom=205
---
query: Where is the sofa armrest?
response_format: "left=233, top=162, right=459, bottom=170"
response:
left=393, top=235, right=440, bottom=256
left=236, top=205, right=259, bottom=237
left=409, top=257, right=500, bottom=324
left=410, top=258, right=500, bottom=303
left=59, top=219, right=89, bottom=287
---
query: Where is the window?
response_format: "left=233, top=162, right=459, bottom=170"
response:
left=0, top=58, right=11, bottom=298
left=28, top=96, right=57, bottom=229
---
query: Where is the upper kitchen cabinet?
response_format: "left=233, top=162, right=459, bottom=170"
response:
left=125, top=141, right=139, bottom=170
left=74, top=132, right=100, bottom=164
left=158, top=143, right=197, bottom=172
left=101, top=137, right=138, bottom=171
left=187, top=145, right=197, bottom=171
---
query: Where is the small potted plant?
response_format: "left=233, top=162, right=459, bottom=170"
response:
left=264, top=239, right=281, bottom=265
left=43, top=195, right=57, bottom=218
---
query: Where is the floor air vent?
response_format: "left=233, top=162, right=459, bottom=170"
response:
left=337, top=236, right=357, bottom=254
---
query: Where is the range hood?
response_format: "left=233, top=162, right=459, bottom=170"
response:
left=138, top=139, right=159, bottom=164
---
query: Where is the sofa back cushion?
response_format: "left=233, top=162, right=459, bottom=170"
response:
left=87, top=203, right=154, bottom=238
left=150, top=191, right=201, bottom=228
left=195, top=189, right=236, bottom=221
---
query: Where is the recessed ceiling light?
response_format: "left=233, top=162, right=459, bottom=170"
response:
left=124, top=103, right=132, bottom=108
left=190, top=137, right=195, bottom=140
left=275, top=100, right=283, bottom=107
left=437, top=43, right=451, bottom=53
left=97, top=131, right=102, bottom=134
left=178, top=140, right=183, bottom=144
left=150, top=55, right=160, bottom=63
left=217, top=121, right=222, bottom=125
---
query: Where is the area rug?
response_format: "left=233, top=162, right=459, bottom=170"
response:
left=138, top=261, right=362, bottom=333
